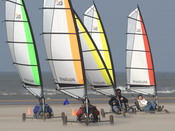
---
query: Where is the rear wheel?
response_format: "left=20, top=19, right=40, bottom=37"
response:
left=22, top=113, right=26, bottom=122
left=85, top=117, right=89, bottom=126
left=109, top=115, right=114, bottom=125
left=123, top=111, right=126, bottom=117
left=63, top=115, right=67, bottom=126
left=61, top=112, right=65, bottom=120
left=101, top=108, right=105, bottom=118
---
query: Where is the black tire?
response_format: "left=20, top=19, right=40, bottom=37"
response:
left=43, top=113, right=46, bottom=121
left=109, top=115, right=114, bottom=125
left=101, top=108, right=105, bottom=118
left=61, top=112, right=65, bottom=120
left=63, top=115, right=67, bottom=126
left=22, top=113, right=26, bottom=122
left=133, top=108, right=137, bottom=114
left=85, top=117, right=89, bottom=126
left=123, top=111, right=126, bottom=117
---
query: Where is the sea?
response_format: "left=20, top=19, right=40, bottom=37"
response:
left=0, top=72, right=175, bottom=105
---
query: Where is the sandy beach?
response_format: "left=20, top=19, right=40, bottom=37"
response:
left=0, top=102, right=174, bottom=131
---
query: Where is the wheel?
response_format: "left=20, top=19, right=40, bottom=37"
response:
left=109, top=115, right=114, bottom=125
left=43, top=113, right=46, bottom=121
left=133, top=108, right=137, bottom=114
left=63, top=115, right=67, bottom=126
left=61, top=112, right=65, bottom=120
left=123, top=111, right=126, bottom=117
left=22, top=113, right=26, bottom=122
left=101, top=108, right=105, bottom=118
left=85, top=117, right=89, bottom=126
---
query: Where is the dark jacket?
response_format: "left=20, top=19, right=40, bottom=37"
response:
left=109, top=95, right=128, bottom=107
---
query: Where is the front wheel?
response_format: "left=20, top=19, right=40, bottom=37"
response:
left=109, top=115, right=114, bottom=125
left=85, top=117, right=89, bottom=126
left=22, top=113, right=26, bottom=122
left=63, top=115, right=67, bottom=126
left=61, top=112, right=65, bottom=120
left=101, top=108, right=105, bottom=118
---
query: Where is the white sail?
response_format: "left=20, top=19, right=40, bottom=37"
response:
left=74, top=12, right=114, bottom=96
left=5, top=0, right=43, bottom=98
left=83, top=4, right=116, bottom=96
left=126, top=7, right=156, bottom=96
left=43, top=0, right=86, bottom=100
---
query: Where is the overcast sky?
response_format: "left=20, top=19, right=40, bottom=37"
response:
left=0, top=0, right=175, bottom=72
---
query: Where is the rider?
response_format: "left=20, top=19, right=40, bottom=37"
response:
left=109, top=89, right=128, bottom=113
left=33, top=98, right=53, bottom=118
left=76, top=99, right=99, bottom=121
left=137, top=94, right=164, bottom=112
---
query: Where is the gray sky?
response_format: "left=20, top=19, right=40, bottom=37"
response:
left=0, top=0, right=175, bottom=72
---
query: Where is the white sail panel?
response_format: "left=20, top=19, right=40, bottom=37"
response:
left=43, top=0, right=85, bottom=100
left=126, top=7, right=156, bottom=96
left=6, top=0, right=43, bottom=98
left=130, top=51, right=148, bottom=68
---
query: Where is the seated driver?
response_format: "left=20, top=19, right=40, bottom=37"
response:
left=76, top=99, right=99, bottom=122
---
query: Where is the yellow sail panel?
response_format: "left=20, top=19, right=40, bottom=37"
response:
left=75, top=15, right=111, bottom=85
left=96, top=12, right=114, bottom=82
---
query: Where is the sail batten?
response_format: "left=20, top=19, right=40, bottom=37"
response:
left=126, top=7, right=156, bottom=96
left=5, top=0, right=43, bottom=98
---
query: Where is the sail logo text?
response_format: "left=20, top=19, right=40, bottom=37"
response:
left=56, top=0, right=63, bottom=6
left=59, top=77, right=75, bottom=82
left=93, top=26, right=98, bottom=31
left=133, top=80, right=147, bottom=84
left=15, top=14, right=21, bottom=19
left=136, top=28, right=141, bottom=32
left=93, top=81, right=105, bottom=84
